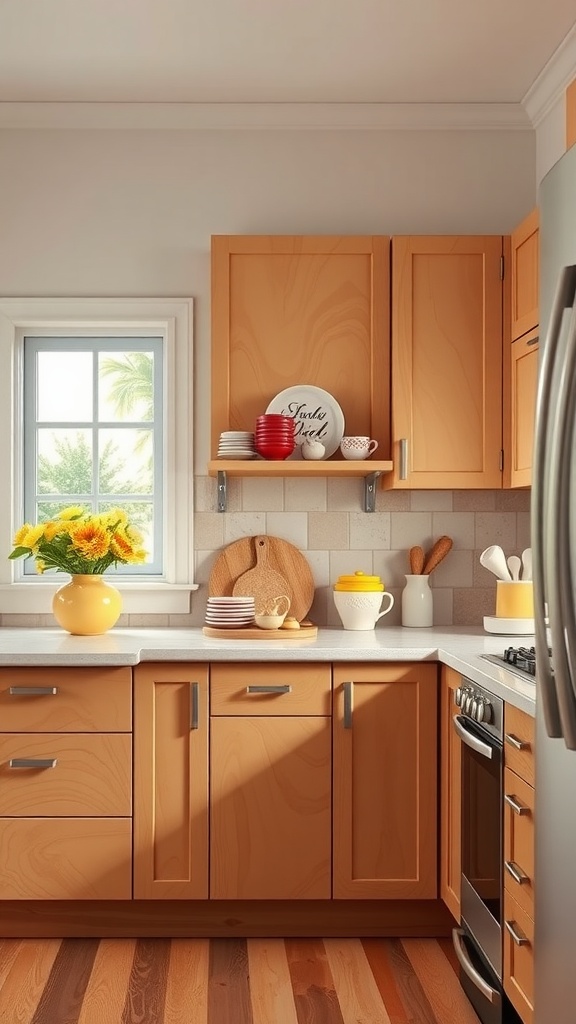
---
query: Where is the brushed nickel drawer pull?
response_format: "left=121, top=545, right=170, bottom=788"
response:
left=504, top=793, right=530, bottom=815
left=9, top=758, right=58, bottom=769
left=344, top=681, right=353, bottom=729
left=505, top=919, right=530, bottom=946
left=9, top=686, right=58, bottom=696
left=505, top=860, right=530, bottom=885
left=505, top=732, right=530, bottom=751
left=246, top=685, right=291, bottom=694
left=526, top=335, right=539, bottom=346
left=190, top=682, right=199, bottom=730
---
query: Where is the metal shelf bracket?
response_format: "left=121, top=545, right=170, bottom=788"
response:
left=217, top=470, right=227, bottom=512
left=364, top=471, right=382, bottom=512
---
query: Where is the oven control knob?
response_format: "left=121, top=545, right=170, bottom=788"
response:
left=470, top=697, right=478, bottom=719
left=465, top=692, right=475, bottom=715
left=455, top=686, right=463, bottom=707
left=480, top=699, right=493, bottom=724
left=475, top=698, right=485, bottom=722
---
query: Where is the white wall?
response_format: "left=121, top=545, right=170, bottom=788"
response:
left=535, top=95, right=567, bottom=185
left=0, top=125, right=536, bottom=628
left=0, top=126, right=536, bottom=465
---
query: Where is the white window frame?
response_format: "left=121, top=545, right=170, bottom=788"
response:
left=0, top=298, right=197, bottom=615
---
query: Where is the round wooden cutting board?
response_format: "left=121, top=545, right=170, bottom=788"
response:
left=208, top=535, right=315, bottom=622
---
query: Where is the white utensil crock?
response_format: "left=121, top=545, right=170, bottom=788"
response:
left=401, top=574, right=433, bottom=627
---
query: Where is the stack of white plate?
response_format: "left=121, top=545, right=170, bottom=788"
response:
left=217, top=431, right=257, bottom=459
left=205, top=596, right=255, bottom=629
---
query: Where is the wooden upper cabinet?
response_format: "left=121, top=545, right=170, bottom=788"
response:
left=388, top=235, right=504, bottom=489
left=210, top=235, right=390, bottom=460
left=333, top=662, right=438, bottom=899
left=510, top=209, right=539, bottom=341
left=509, top=327, right=539, bottom=489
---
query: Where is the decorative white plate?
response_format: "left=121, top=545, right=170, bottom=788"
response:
left=265, top=385, right=345, bottom=459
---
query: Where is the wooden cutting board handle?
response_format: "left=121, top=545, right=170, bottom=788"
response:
left=232, top=536, right=291, bottom=614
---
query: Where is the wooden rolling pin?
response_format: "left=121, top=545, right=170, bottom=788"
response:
left=423, top=535, right=453, bottom=574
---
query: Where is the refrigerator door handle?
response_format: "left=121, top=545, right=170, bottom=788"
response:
left=532, top=266, right=576, bottom=738
left=553, top=304, right=576, bottom=748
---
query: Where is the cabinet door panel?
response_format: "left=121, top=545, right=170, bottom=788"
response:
left=440, top=666, right=461, bottom=920
left=333, top=663, right=437, bottom=898
left=504, top=889, right=534, bottom=1024
left=510, top=209, right=539, bottom=340
left=211, top=716, right=331, bottom=899
left=510, top=330, right=538, bottom=488
left=133, top=664, right=209, bottom=899
left=503, top=768, right=535, bottom=919
left=390, top=235, right=503, bottom=488
left=0, top=818, right=131, bottom=899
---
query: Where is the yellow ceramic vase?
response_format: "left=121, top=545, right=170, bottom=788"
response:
left=52, top=574, right=122, bottom=635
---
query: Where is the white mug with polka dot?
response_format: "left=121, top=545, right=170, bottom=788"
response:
left=339, top=436, right=379, bottom=460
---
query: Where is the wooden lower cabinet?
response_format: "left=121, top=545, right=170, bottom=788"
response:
left=440, top=666, right=461, bottom=920
left=333, top=662, right=438, bottom=898
left=133, top=663, right=209, bottom=899
left=0, top=666, right=133, bottom=901
left=503, top=889, right=534, bottom=1024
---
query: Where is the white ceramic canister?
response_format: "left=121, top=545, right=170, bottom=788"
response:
left=401, top=574, right=433, bottom=627
left=333, top=571, right=394, bottom=630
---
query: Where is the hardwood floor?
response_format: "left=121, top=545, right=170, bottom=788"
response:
left=0, top=936, right=480, bottom=1023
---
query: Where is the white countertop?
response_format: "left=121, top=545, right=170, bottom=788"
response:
left=0, top=625, right=537, bottom=715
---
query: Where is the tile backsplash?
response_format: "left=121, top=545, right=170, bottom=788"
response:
left=2, top=481, right=531, bottom=629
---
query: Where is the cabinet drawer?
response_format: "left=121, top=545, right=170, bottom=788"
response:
left=504, top=768, right=534, bottom=918
left=504, top=704, right=535, bottom=787
left=503, top=889, right=534, bottom=1024
left=210, top=663, right=331, bottom=716
left=0, top=667, right=132, bottom=732
left=0, top=734, right=132, bottom=816
left=0, top=818, right=132, bottom=899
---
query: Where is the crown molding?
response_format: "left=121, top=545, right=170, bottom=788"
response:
left=0, top=100, right=531, bottom=131
left=523, top=21, right=576, bottom=126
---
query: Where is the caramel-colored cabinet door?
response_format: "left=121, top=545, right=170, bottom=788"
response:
left=511, top=209, right=539, bottom=341
left=210, top=716, right=331, bottom=899
left=510, top=328, right=539, bottom=489
left=440, top=666, right=461, bottom=920
left=211, top=235, right=390, bottom=459
left=389, top=235, right=503, bottom=489
left=333, top=663, right=438, bottom=899
left=133, top=663, right=209, bottom=899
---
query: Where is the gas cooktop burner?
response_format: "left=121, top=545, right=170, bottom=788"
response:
left=503, top=645, right=537, bottom=676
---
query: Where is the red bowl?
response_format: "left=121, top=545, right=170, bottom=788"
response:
left=255, top=430, right=295, bottom=439
left=255, top=441, right=295, bottom=460
left=256, top=414, right=294, bottom=424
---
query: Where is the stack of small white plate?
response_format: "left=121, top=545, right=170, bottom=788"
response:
left=217, top=431, right=257, bottom=459
left=205, top=596, right=255, bottom=628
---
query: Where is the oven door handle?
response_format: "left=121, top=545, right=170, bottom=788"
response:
left=452, top=928, right=502, bottom=1007
left=452, top=715, right=494, bottom=759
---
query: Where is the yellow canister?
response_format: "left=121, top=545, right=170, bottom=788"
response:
left=334, top=570, right=384, bottom=592
left=495, top=581, right=534, bottom=619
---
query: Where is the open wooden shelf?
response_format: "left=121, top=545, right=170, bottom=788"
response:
left=207, top=459, right=393, bottom=478
left=207, top=459, right=394, bottom=512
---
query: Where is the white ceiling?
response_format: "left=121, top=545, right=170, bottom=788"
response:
left=1, top=0, right=576, bottom=107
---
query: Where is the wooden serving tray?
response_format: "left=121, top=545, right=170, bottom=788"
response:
left=202, top=625, right=318, bottom=641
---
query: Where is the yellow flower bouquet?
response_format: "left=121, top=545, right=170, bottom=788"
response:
left=9, top=506, right=147, bottom=575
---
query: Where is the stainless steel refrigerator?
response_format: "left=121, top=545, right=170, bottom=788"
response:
left=534, top=140, right=576, bottom=1024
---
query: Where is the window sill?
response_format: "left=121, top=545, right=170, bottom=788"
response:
left=0, top=583, right=199, bottom=615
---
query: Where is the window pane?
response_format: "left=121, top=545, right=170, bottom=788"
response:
left=37, top=352, right=93, bottom=421
left=98, top=429, right=153, bottom=495
left=37, top=500, right=91, bottom=521
left=37, top=429, right=93, bottom=494
left=98, top=351, right=154, bottom=422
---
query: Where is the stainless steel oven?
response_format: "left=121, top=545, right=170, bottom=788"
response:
left=451, top=677, right=521, bottom=1024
